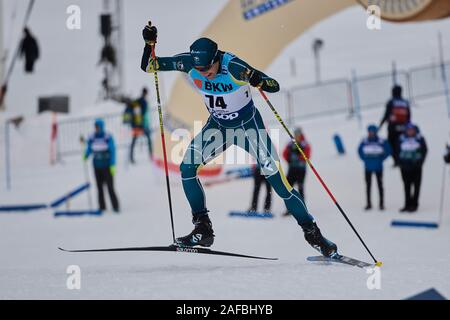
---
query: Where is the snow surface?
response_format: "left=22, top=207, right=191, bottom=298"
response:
left=1, top=1, right=450, bottom=299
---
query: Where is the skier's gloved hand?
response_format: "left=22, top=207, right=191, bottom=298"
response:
left=109, top=165, right=116, bottom=176
left=248, top=69, right=263, bottom=88
left=143, top=21, right=157, bottom=45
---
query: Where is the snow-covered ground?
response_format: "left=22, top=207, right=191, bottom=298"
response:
left=1, top=94, right=449, bottom=299
left=1, top=1, right=450, bottom=299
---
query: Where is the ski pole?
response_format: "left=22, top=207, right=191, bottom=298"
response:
left=438, top=162, right=447, bottom=226
left=147, top=22, right=176, bottom=243
left=256, top=87, right=382, bottom=266
left=80, top=136, right=93, bottom=211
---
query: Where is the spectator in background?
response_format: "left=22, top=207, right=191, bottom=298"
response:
left=282, top=127, right=310, bottom=216
left=123, top=88, right=153, bottom=163
left=20, top=27, right=40, bottom=73
left=358, top=124, right=391, bottom=211
left=249, top=164, right=272, bottom=213
left=84, top=119, right=120, bottom=213
left=379, top=85, right=411, bottom=166
left=398, top=123, right=427, bottom=213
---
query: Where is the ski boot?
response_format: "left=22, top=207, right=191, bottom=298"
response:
left=176, top=214, right=215, bottom=247
left=301, top=221, right=338, bottom=257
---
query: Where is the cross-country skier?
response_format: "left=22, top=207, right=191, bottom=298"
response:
left=140, top=23, right=338, bottom=257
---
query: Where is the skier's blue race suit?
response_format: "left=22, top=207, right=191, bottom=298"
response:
left=141, top=47, right=313, bottom=225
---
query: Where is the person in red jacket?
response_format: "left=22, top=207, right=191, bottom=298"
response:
left=282, top=127, right=311, bottom=216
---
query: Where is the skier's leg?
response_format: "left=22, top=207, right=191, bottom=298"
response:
left=177, top=118, right=229, bottom=247
left=94, top=168, right=106, bottom=210
left=240, top=113, right=311, bottom=224
left=180, top=118, right=226, bottom=216
left=282, top=169, right=296, bottom=216
left=239, top=110, right=337, bottom=256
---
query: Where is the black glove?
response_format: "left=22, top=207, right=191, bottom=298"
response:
left=248, top=69, right=263, bottom=87
left=143, top=21, right=157, bottom=44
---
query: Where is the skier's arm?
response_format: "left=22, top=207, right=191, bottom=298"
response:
left=140, top=45, right=192, bottom=73
left=228, top=57, right=280, bottom=93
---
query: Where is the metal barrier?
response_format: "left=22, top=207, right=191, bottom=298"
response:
left=56, top=112, right=126, bottom=157
left=289, top=78, right=353, bottom=120
left=354, top=70, right=411, bottom=110
left=252, top=89, right=290, bottom=125
left=409, top=62, right=450, bottom=102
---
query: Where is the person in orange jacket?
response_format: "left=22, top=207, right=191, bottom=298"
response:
left=282, top=127, right=311, bottom=216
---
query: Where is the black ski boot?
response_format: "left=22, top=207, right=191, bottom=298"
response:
left=301, top=221, right=338, bottom=257
left=176, top=214, right=215, bottom=247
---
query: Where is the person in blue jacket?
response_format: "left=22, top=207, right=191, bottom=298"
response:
left=84, top=119, right=120, bottom=212
left=358, top=124, right=391, bottom=211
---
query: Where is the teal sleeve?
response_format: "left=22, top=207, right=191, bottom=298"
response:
left=228, top=57, right=280, bottom=93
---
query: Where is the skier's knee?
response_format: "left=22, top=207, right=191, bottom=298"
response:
left=180, top=161, right=199, bottom=179
left=266, top=173, right=292, bottom=199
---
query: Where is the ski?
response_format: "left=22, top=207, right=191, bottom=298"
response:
left=59, top=244, right=278, bottom=261
left=307, top=254, right=374, bottom=268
